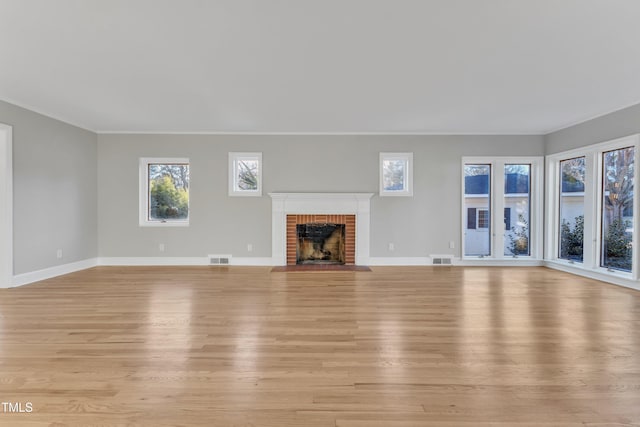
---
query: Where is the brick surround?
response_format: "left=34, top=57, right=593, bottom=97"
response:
left=287, top=214, right=356, bottom=265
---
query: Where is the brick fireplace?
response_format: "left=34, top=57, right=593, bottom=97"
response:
left=287, top=214, right=356, bottom=265
left=270, top=193, right=374, bottom=266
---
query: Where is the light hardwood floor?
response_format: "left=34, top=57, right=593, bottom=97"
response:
left=0, top=266, right=639, bottom=426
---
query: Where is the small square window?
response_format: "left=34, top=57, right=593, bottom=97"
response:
left=229, top=152, right=262, bottom=196
left=139, top=158, right=190, bottom=227
left=380, top=152, right=413, bottom=196
left=478, top=209, right=490, bottom=229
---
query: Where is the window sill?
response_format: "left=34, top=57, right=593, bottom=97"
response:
left=459, top=257, right=544, bottom=267
left=379, top=192, right=414, bottom=197
left=229, top=191, right=262, bottom=197
left=544, top=259, right=638, bottom=290
left=547, top=258, right=633, bottom=276
left=139, top=221, right=190, bottom=227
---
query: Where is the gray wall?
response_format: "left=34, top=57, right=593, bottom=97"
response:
left=7, top=94, right=640, bottom=270
left=546, top=103, right=640, bottom=154
left=98, top=134, right=544, bottom=259
left=0, top=100, right=98, bottom=275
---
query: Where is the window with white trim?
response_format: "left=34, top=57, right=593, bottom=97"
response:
left=462, top=157, right=542, bottom=259
left=380, top=152, right=413, bottom=196
left=139, top=158, right=190, bottom=227
left=464, top=164, right=491, bottom=256
left=229, top=152, right=262, bottom=196
left=503, top=163, right=531, bottom=256
left=600, top=147, right=634, bottom=271
left=546, top=135, right=638, bottom=278
left=558, top=157, right=585, bottom=263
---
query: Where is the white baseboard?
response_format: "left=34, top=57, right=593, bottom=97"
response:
left=367, top=257, right=544, bottom=266
left=368, top=257, right=431, bottom=266
left=368, top=257, right=547, bottom=267
left=457, top=258, right=544, bottom=267
left=544, top=260, right=640, bottom=291
left=98, top=257, right=275, bottom=266
left=98, top=257, right=209, bottom=266
left=230, top=257, right=273, bottom=266
left=11, top=258, right=98, bottom=287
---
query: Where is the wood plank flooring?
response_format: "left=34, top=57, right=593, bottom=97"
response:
left=0, top=266, right=639, bottom=426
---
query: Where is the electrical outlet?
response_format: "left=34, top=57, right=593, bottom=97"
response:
left=449, top=241, right=455, bottom=249
left=159, top=243, right=165, bottom=252
left=247, top=243, right=253, bottom=252
left=56, top=249, right=63, bottom=259
left=388, top=243, right=395, bottom=251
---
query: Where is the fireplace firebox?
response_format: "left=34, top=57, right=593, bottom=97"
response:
left=297, top=223, right=345, bottom=264
left=285, top=214, right=356, bottom=265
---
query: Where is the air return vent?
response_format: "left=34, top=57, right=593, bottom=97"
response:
left=430, top=255, right=453, bottom=266
left=208, top=254, right=232, bottom=265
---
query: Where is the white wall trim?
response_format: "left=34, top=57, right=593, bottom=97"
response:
left=98, top=257, right=209, bottom=266
left=97, top=257, right=548, bottom=268
left=98, top=257, right=275, bottom=266
left=0, top=123, right=13, bottom=288
left=97, top=257, right=549, bottom=267
left=366, top=257, right=545, bottom=266
left=229, top=257, right=274, bottom=266
left=12, top=258, right=98, bottom=287
left=96, top=130, right=542, bottom=136
left=544, top=260, right=640, bottom=291
left=368, top=257, right=431, bottom=266
left=459, top=259, right=544, bottom=267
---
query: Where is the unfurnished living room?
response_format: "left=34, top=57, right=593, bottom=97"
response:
left=2, top=1, right=640, bottom=426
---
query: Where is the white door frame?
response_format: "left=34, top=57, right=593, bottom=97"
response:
left=0, top=123, right=13, bottom=288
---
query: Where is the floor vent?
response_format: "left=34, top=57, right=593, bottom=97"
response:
left=430, top=255, right=453, bottom=266
left=208, top=254, right=232, bottom=265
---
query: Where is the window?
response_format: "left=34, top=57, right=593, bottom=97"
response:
left=139, top=158, right=190, bottom=227
left=559, top=157, right=585, bottom=262
left=229, top=152, right=262, bottom=196
left=463, top=157, right=542, bottom=259
left=464, top=164, right=491, bottom=257
left=546, top=134, right=639, bottom=279
left=601, top=147, right=634, bottom=272
left=504, top=164, right=531, bottom=256
left=477, top=209, right=490, bottom=228
left=380, top=153, right=413, bottom=196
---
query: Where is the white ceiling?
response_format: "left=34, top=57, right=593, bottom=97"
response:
left=2, top=0, right=640, bottom=134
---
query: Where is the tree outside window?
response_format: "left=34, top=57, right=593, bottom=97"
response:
left=139, top=158, right=190, bottom=226
left=236, top=159, right=259, bottom=191
left=148, top=163, right=189, bottom=221
left=601, top=147, right=634, bottom=271
left=559, top=157, right=585, bottom=262
left=229, top=153, right=262, bottom=196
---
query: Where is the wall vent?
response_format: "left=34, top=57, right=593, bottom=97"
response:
left=208, top=254, right=232, bottom=265
left=430, top=255, right=453, bottom=266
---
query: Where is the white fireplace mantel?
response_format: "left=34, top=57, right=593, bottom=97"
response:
left=269, top=193, right=374, bottom=266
